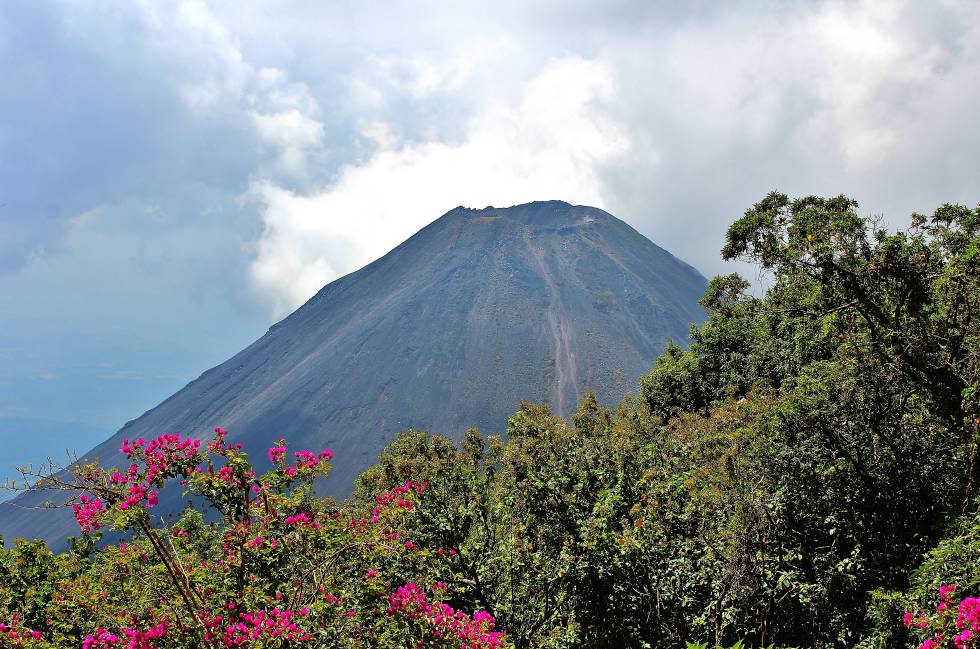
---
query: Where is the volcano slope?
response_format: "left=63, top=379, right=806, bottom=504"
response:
left=0, top=200, right=706, bottom=547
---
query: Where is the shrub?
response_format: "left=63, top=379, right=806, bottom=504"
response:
left=0, top=429, right=507, bottom=648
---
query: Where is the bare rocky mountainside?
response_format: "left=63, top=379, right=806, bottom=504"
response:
left=0, top=200, right=706, bottom=547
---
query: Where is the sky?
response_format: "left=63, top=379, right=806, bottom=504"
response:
left=1, top=0, right=979, bottom=488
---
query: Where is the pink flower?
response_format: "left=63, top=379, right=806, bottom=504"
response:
left=941, top=584, right=959, bottom=601
left=387, top=582, right=505, bottom=648
left=268, top=445, right=287, bottom=463
left=71, top=495, right=106, bottom=533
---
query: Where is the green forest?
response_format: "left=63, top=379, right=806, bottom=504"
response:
left=2, top=193, right=978, bottom=648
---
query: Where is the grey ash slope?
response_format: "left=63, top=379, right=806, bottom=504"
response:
left=0, top=200, right=706, bottom=546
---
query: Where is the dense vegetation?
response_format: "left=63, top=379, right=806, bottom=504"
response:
left=0, top=431, right=506, bottom=648
left=1, top=193, right=977, bottom=648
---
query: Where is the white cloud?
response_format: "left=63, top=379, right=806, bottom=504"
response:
left=369, top=36, right=518, bottom=100
left=253, top=107, right=323, bottom=150
left=135, top=2, right=330, bottom=183
left=247, top=56, right=629, bottom=316
left=591, top=0, right=980, bottom=281
left=638, top=1, right=929, bottom=169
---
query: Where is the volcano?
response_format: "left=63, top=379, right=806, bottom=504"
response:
left=0, top=200, right=706, bottom=547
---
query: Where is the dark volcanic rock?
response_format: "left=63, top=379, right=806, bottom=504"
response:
left=0, top=200, right=706, bottom=547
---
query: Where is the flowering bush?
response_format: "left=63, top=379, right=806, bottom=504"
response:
left=0, top=428, right=507, bottom=649
left=905, top=585, right=980, bottom=649
left=387, top=581, right=505, bottom=646
left=0, top=615, right=45, bottom=647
